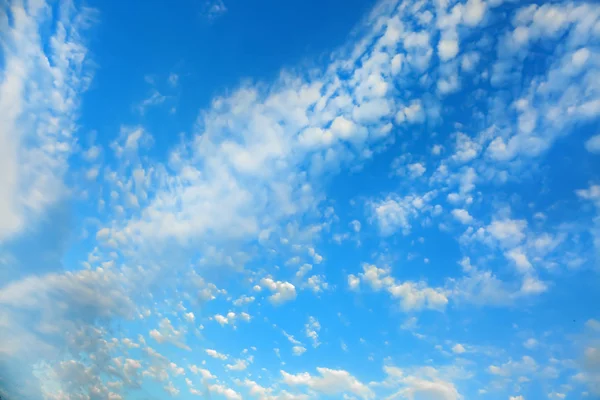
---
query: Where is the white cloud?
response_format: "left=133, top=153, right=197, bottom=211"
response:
left=352, top=97, right=393, bottom=124
left=463, top=0, right=487, bottom=26
left=305, top=274, right=329, bottom=293
left=83, top=146, right=101, bottom=162
left=452, top=344, right=466, bottom=354
left=369, top=191, right=437, bottom=235
left=585, top=134, right=600, bottom=154
left=355, top=264, right=448, bottom=311
left=292, top=346, right=307, bottom=356
left=213, top=311, right=251, bottom=327
left=407, top=162, right=427, bottom=178
left=586, top=319, right=600, bottom=332
left=296, top=263, right=312, bottom=279
left=488, top=356, right=537, bottom=377
left=233, top=295, right=255, bottom=306
left=260, top=278, right=297, bottom=305
left=505, top=248, right=532, bottom=273
left=214, top=314, right=229, bottom=326
left=281, top=367, right=374, bottom=399
left=520, top=275, right=547, bottom=295
left=431, top=144, right=444, bottom=155
left=189, top=365, right=215, bottom=379
left=207, top=383, right=242, bottom=400
left=305, top=316, right=321, bottom=348
left=452, top=132, right=480, bottom=163
left=184, top=312, right=195, bottom=323
left=226, top=359, right=248, bottom=371
left=396, top=100, right=425, bottom=124
left=111, top=125, right=152, bottom=158
left=205, top=0, right=228, bottom=20
left=149, top=318, right=190, bottom=350
left=452, top=209, right=473, bottom=224
left=283, top=331, right=302, bottom=346
left=523, top=338, right=538, bottom=350
left=0, top=0, right=94, bottom=240
left=5, top=0, right=600, bottom=398
left=438, top=38, right=459, bottom=61
left=136, top=90, right=166, bottom=114
left=205, top=349, right=228, bottom=360
left=487, top=219, right=527, bottom=247
left=383, top=365, right=461, bottom=400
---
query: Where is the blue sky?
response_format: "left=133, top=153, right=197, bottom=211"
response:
left=1, top=0, right=600, bottom=399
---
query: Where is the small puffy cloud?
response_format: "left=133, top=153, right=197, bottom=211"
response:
left=452, top=344, right=466, bottom=354
left=487, top=219, right=527, bottom=247
left=214, top=314, right=229, bottom=326
left=96, top=227, right=111, bottom=241
left=585, top=134, right=600, bottom=154
left=149, top=318, right=190, bottom=350
left=214, top=311, right=250, bottom=327
left=208, top=383, right=242, bottom=400
left=330, top=116, right=359, bottom=141
left=298, top=126, right=333, bottom=148
left=184, top=312, right=195, bottom=323
left=88, top=168, right=102, bottom=186
left=523, top=338, right=538, bottom=350
left=226, top=359, right=248, bottom=371
left=260, top=278, right=297, bottom=305
left=577, top=185, right=600, bottom=204
left=83, top=145, right=101, bottom=162
left=383, top=366, right=461, bottom=400
left=352, top=98, right=392, bottom=124
left=520, top=275, right=547, bottom=295
left=452, top=133, right=480, bottom=163
left=586, top=319, right=600, bottom=332
left=353, top=264, right=448, bottom=311
left=407, top=162, right=426, bottom=178
left=463, top=0, right=487, bottom=26
left=296, top=263, right=312, bottom=279
left=348, top=274, right=360, bottom=291
left=369, top=192, right=435, bottom=236
left=438, top=38, right=459, bottom=61
left=308, top=247, right=323, bottom=264
left=292, top=346, right=307, bottom=356
left=305, top=275, right=329, bottom=293
left=233, top=295, right=255, bottom=306
left=431, top=144, right=444, bottom=155
left=452, top=209, right=473, bottom=224
left=396, top=100, right=425, bottom=124
left=205, top=349, right=228, bottom=360
left=505, top=248, right=532, bottom=273
left=190, top=365, right=215, bottom=379
left=281, top=367, right=374, bottom=399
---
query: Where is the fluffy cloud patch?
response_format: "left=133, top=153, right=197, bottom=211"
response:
left=281, top=367, right=374, bottom=399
